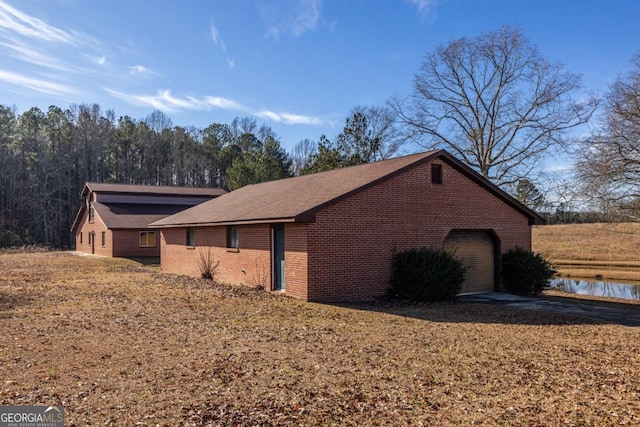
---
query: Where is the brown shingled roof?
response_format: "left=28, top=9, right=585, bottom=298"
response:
left=71, top=183, right=226, bottom=231
left=92, top=203, right=198, bottom=229
left=83, top=183, right=226, bottom=197
left=150, top=150, right=544, bottom=228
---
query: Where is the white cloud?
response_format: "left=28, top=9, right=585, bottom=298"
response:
left=259, top=0, right=323, bottom=40
left=254, top=109, right=323, bottom=125
left=105, top=89, right=245, bottom=114
left=141, top=90, right=197, bottom=112
left=129, top=65, right=146, bottom=74
left=255, top=110, right=280, bottom=122
left=409, top=0, right=433, bottom=12
left=292, top=0, right=321, bottom=37
left=0, top=0, right=76, bottom=44
left=209, top=20, right=232, bottom=67
left=0, top=40, right=73, bottom=72
left=203, top=95, right=243, bottom=110
left=408, top=0, right=443, bottom=15
left=210, top=22, right=219, bottom=45
left=0, top=2, right=109, bottom=85
left=106, top=88, right=325, bottom=126
left=128, top=64, right=159, bottom=76
left=210, top=21, right=226, bottom=52
left=0, top=68, right=76, bottom=97
left=265, top=25, right=279, bottom=40
left=83, top=54, right=106, bottom=66
left=545, top=163, right=572, bottom=173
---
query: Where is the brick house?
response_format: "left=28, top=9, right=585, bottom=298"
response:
left=71, top=183, right=225, bottom=257
left=150, top=150, right=544, bottom=302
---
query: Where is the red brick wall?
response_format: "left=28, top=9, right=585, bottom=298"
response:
left=74, top=210, right=113, bottom=257
left=305, top=159, right=531, bottom=302
left=112, top=230, right=160, bottom=257
left=160, top=223, right=309, bottom=297
left=158, top=158, right=532, bottom=303
left=161, top=225, right=270, bottom=283
left=74, top=209, right=161, bottom=257
left=282, top=223, right=308, bottom=300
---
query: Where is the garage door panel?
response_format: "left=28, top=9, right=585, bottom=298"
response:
left=444, top=231, right=494, bottom=294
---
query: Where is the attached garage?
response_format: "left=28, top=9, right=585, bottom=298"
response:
left=444, top=230, right=496, bottom=294
left=152, top=150, right=544, bottom=302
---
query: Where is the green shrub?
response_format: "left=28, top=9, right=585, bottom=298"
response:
left=388, top=247, right=466, bottom=302
left=501, top=248, right=555, bottom=295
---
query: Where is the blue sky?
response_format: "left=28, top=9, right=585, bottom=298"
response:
left=0, top=0, right=638, bottom=153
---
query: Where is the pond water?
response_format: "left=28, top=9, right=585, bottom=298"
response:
left=549, top=277, right=640, bottom=301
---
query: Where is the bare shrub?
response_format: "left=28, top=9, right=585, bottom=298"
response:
left=248, top=259, right=268, bottom=290
left=196, top=247, right=219, bottom=280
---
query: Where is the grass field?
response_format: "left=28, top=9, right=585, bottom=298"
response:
left=533, top=222, right=640, bottom=281
left=1, top=252, right=640, bottom=425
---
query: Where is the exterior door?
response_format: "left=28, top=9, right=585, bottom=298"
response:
left=272, top=226, right=285, bottom=291
left=443, top=230, right=495, bottom=294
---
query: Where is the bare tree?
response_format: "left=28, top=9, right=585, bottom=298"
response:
left=230, top=116, right=258, bottom=141
left=575, top=53, right=640, bottom=219
left=144, top=110, right=173, bottom=133
left=341, top=105, right=402, bottom=161
left=290, top=138, right=317, bottom=175
left=393, top=25, right=598, bottom=188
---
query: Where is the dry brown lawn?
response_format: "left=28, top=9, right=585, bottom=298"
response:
left=533, top=223, right=640, bottom=281
left=533, top=222, right=640, bottom=261
left=1, top=252, right=640, bottom=426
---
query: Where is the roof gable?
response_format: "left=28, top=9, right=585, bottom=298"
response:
left=151, top=150, right=545, bottom=228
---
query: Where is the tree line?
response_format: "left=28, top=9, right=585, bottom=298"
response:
left=1, top=24, right=639, bottom=248
left=0, top=103, right=400, bottom=248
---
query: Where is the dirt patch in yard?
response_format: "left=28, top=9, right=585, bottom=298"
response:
left=1, top=252, right=640, bottom=426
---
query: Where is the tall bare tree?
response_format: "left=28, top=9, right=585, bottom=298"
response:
left=575, top=53, right=640, bottom=219
left=393, top=25, right=598, bottom=188
left=290, top=138, right=317, bottom=175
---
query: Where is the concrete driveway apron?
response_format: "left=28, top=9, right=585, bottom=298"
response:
left=458, top=292, right=640, bottom=327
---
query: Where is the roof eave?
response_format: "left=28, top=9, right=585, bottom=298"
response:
left=150, top=217, right=303, bottom=229
left=84, top=182, right=226, bottom=197
left=70, top=205, right=87, bottom=232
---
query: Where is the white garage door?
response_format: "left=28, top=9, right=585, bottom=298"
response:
left=443, top=231, right=495, bottom=294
